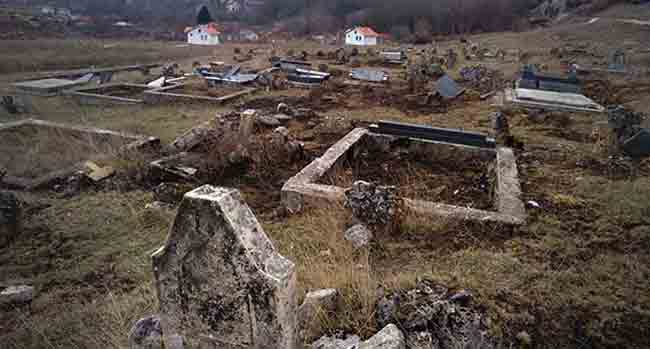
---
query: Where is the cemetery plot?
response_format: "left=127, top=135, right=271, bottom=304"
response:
left=0, top=119, right=158, bottom=189
left=319, top=136, right=494, bottom=210
left=283, top=128, right=525, bottom=225
left=144, top=80, right=257, bottom=104
left=67, top=83, right=151, bottom=105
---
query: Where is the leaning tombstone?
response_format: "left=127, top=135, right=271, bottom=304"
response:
left=152, top=186, right=297, bottom=348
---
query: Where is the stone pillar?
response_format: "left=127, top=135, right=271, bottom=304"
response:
left=239, top=109, right=257, bottom=145
left=152, top=186, right=297, bottom=349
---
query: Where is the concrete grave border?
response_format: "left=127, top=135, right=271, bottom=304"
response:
left=504, top=88, right=605, bottom=113
left=282, top=128, right=526, bottom=225
left=143, top=83, right=258, bottom=104
left=0, top=119, right=159, bottom=190
left=66, top=83, right=151, bottom=105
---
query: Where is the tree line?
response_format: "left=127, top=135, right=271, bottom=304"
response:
left=255, top=0, right=542, bottom=39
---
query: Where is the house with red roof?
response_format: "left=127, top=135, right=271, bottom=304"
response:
left=185, top=22, right=221, bottom=46
left=345, top=26, right=381, bottom=46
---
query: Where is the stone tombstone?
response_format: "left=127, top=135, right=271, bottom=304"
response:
left=152, top=186, right=297, bottom=349
left=0, top=191, right=22, bottom=247
left=609, top=49, right=626, bottom=71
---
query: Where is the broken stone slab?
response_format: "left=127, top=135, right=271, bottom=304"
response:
left=344, top=224, right=373, bottom=249
left=298, top=289, right=339, bottom=341
left=257, top=114, right=281, bottom=127
left=83, top=161, right=115, bottom=182
left=0, top=285, right=34, bottom=307
left=152, top=185, right=297, bottom=349
left=170, top=114, right=239, bottom=153
left=0, top=191, right=22, bottom=248
left=129, top=315, right=163, bottom=349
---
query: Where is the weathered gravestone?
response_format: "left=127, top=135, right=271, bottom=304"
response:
left=0, top=191, right=22, bottom=248
left=152, top=185, right=297, bottom=349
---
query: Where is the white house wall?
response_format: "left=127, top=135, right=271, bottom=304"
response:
left=345, top=31, right=377, bottom=46
left=187, top=28, right=221, bottom=45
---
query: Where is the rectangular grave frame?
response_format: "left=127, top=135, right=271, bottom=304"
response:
left=143, top=83, right=258, bottom=104
left=66, top=83, right=152, bottom=105
left=504, top=88, right=605, bottom=113
left=12, top=78, right=91, bottom=97
left=0, top=119, right=159, bottom=190
left=282, top=128, right=526, bottom=225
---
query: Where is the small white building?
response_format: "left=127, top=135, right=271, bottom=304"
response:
left=186, top=23, right=221, bottom=46
left=345, top=26, right=380, bottom=46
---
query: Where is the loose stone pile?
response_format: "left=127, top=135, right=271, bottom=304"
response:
left=344, top=180, right=400, bottom=228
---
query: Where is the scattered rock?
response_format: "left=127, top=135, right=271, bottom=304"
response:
left=311, top=333, right=360, bottom=349
left=0, top=285, right=33, bottom=307
left=376, top=279, right=493, bottom=349
left=274, top=126, right=290, bottom=139
left=360, top=324, right=406, bottom=349
left=448, top=289, right=473, bottom=306
left=152, top=186, right=297, bottom=348
left=376, top=294, right=399, bottom=330
left=258, top=114, right=282, bottom=127
left=345, top=181, right=399, bottom=228
left=128, top=315, right=163, bottom=349
left=153, top=182, right=191, bottom=204
left=517, top=331, right=532, bottom=346
left=294, top=108, right=317, bottom=120
left=275, top=113, right=294, bottom=123
left=277, top=102, right=290, bottom=114
left=0, top=191, right=22, bottom=247
left=145, top=201, right=174, bottom=210
left=83, top=161, right=115, bottom=182
left=344, top=224, right=373, bottom=248
left=299, top=289, right=339, bottom=341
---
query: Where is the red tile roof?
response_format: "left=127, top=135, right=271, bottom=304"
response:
left=186, top=22, right=221, bottom=35
left=347, top=26, right=380, bottom=37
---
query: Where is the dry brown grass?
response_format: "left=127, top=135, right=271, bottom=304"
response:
left=0, top=124, right=131, bottom=179
left=264, top=203, right=381, bottom=342
left=0, top=39, right=215, bottom=75
left=0, top=191, right=174, bottom=348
